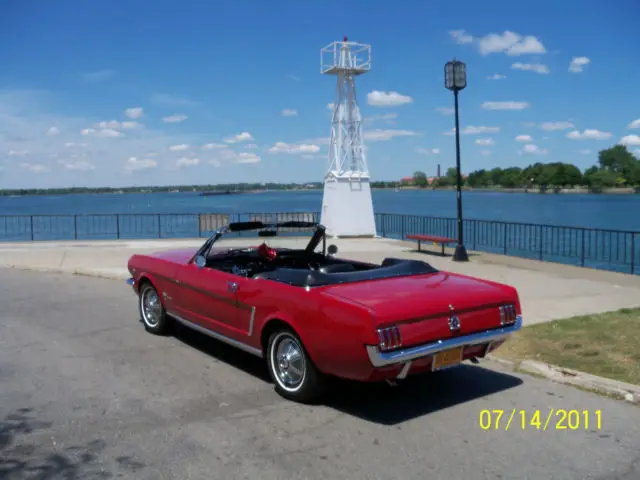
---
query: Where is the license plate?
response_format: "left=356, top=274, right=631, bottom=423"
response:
left=432, top=347, right=463, bottom=370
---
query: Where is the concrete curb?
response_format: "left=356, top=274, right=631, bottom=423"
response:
left=0, top=264, right=129, bottom=281
left=488, top=355, right=640, bottom=405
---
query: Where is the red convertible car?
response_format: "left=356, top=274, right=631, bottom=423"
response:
left=126, top=220, right=523, bottom=403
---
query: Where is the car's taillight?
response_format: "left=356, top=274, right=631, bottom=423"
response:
left=499, top=304, right=517, bottom=325
left=376, top=326, right=402, bottom=351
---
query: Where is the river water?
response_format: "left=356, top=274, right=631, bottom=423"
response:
left=1, top=189, right=639, bottom=231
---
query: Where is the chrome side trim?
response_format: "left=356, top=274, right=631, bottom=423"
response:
left=366, top=315, right=523, bottom=368
left=248, top=306, right=256, bottom=337
left=167, top=311, right=263, bottom=358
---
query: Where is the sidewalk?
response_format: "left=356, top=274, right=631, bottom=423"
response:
left=1, top=236, right=639, bottom=326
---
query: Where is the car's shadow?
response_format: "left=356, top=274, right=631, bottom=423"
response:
left=171, top=323, right=523, bottom=426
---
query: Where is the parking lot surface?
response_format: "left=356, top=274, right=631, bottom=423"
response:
left=1, top=269, right=639, bottom=479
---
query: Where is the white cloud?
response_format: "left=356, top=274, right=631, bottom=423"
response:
left=124, top=107, right=144, bottom=119
left=415, top=147, right=440, bottom=155
left=628, top=119, right=640, bottom=129
left=0, top=89, right=258, bottom=187
left=20, top=162, right=49, bottom=173
left=566, top=129, right=612, bottom=140
left=481, top=101, right=529, bottom=110
left=364, top=129, right=419, bottom=141
left=569, top=57, right=591, bottom=73
left=244, top=143, right=258, bottom=149
left=515, top=134, right=533, bottom=142
left=444, top=126, right=501, bottom=135
left=511, top=63, right=550, bottom=74
left=162, top=114, right=188, bottom=123
left=539, top=121, right=574, bottom=131
left=61, top=159, right=95, bottom=171
left=8, top=149, right=29, bottom=156
left=579, top=149, right=592, bottom=154
left=519, top=144, right=548, bottom=155
left=480, top=150, right=493, bottom=156
left=475, top=138, right=494, bottom=146
left=82, top=69, right=115, bottom=82
left=487, top=74, right=506, bottom=80
left=620, top=135, right=640, bottom=146
left=435, top=107, right=454, bottom=115
left=449, top=30, right=474, bottom=44
left=93, top=120, right=141, bottom=130
left=80, top=127, right=123, bottom=137
left=169, top=144, right=189, bottom=151
left=125, top=156, right=157, bottom=171
left=224, top=132, right=254, bottom=144
left=478, top=31, right=546, bottom=56
left=234, top=152, right=261, bottom=164
left=46, top=126, right=60, bottom=136
left=367, top=90, right=413, bottom=107
left=176, top=157, right=199, bottom=167
left=268, top=142, right=321, bottom=154
left=281, top=109, right=297, bottom=116
left=202, top=142, right=228, bottom=150
left=326, top=103, right=335, bottom=111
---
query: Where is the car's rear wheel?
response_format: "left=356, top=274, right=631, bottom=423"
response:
left=139, top=282, right=171, bottom=335
left=266, top=328, right=325, bottom=403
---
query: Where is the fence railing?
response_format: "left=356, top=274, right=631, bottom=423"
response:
left=0, top=211, right=637, bottom=275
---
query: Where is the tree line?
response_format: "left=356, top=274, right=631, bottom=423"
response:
left=407, top=145, right=640, bottom=192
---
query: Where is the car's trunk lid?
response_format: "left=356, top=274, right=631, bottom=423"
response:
left=321, top=271, right=514, bottom=345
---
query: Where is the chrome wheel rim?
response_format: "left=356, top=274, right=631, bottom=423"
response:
left=141, top=287, right=162, bottom=327
left=271, top=333, right=306, bottom=392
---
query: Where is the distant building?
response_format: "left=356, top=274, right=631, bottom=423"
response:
left=437, top=164, right=441, bottom=178
left=400, top=176, right=414, bottom=186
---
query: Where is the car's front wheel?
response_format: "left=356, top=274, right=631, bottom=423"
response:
left=266, top=328, right=325, bottom=403
left=138, top=282, right=172, bottom=335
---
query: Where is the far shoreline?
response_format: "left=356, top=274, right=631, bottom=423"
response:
left=1, top=186, right=638, bottom=197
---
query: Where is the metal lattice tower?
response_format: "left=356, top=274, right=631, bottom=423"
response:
left=321, top=36, right=371, bottom=178
left=319, top=36, right=376, bottom=238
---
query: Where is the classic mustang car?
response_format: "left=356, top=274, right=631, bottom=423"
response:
left=126, top=220, right=523, bottom=403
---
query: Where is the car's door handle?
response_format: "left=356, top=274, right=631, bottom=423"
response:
left=228, top=281, right=238, bottom=293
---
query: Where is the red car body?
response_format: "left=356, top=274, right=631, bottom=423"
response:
left=127, top=221, right=523, bottom=403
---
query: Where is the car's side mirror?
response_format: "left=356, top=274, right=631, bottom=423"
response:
left=327, top=244, right=338, bottom=256
left=194, top=255, right=206, bottom=268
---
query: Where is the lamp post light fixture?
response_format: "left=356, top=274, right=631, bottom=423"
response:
left=444, top=59, right=469, bottom=262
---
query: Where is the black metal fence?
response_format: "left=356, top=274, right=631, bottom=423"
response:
left=0, top=211, right=638, bottom=275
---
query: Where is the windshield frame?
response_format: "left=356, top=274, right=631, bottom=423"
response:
left=192, top=221, right=326, bottom=262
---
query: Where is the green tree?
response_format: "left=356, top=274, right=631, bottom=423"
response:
left=412, top=171, right=427, bottom=187
left=597, top=145, right=638, bottom=185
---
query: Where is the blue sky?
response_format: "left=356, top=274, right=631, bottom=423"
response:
left=1, top=0, right=639, bottom=189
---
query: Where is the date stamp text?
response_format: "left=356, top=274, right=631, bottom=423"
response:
left=479, top=409, right=602, bottom=431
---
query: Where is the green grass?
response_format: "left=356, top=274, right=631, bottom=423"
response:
left=495, top=308, right=640, bottom=386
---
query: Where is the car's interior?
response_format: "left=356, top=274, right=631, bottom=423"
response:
left=196, top=222, right=439, bottom=287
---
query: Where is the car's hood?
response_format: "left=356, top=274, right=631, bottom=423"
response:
left=320, top=271, right=516, bottom=326
left=149, top=247, right=199, bottom=264
left=148, top=245, right=250, bottom=264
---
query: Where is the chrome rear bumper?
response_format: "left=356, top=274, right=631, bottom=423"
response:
left=366, top=315, right=523, bottom=368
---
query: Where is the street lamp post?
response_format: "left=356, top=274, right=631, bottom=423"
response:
left=444, top=59, right=469, bottom=262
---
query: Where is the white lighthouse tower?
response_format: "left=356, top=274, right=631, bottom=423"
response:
left=319, top=36, right=376, bottom=238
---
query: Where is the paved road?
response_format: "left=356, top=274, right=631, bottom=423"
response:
left=1, top=269, right=639, bottom=480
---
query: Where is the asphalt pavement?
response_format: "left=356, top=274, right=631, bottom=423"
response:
left=1, top=268, right=639, bottom=480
